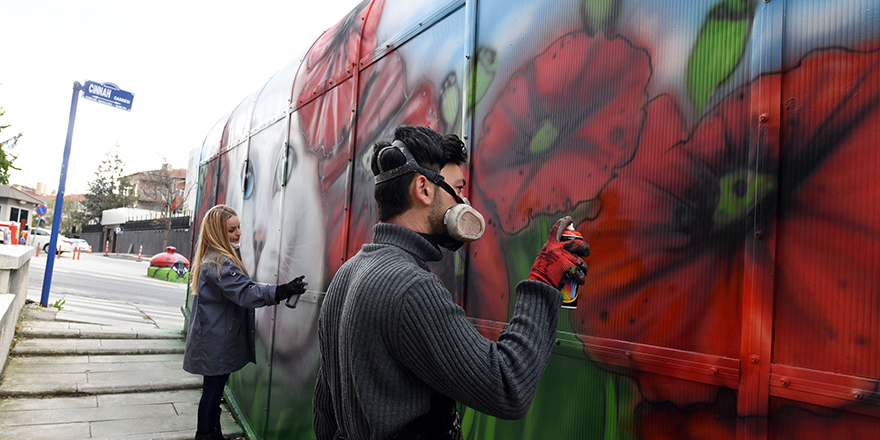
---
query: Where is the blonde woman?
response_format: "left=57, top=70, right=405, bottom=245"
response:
left=184, top=204, right=306, bottom=440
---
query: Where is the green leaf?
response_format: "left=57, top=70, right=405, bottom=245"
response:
left=530, top=120, right=559, bottom=153
left=467, top=47, right=498, bottom=115
left=440, top=71, right=461, bottom=131
left=604, top=376, right=619, bottom=440
left=687, top=0, right=753, bottom=113
left=714, top=170, right=775, bottom=227
left=583, top=0, right=615, bottom=31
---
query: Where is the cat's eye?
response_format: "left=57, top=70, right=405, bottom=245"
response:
left=277, top=143, right=297, bottom=187
left=242, top=159, right=255, bottom=199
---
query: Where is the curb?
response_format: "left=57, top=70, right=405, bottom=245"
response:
left=17, top=327, right=183, bottom=339
left=11, top=339, right=186, bottom=356
left=0, top=378, right=203, bottom=398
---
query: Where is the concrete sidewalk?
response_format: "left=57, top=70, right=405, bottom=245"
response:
left=0, top=295, right=244, bottom=439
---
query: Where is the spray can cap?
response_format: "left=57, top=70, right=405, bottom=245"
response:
left=560, top=224, right=583, bottom=241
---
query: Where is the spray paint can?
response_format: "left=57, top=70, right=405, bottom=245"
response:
left=559, top=225, right=583, bottom=309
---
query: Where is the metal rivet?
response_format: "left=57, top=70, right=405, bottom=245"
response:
left=555, top=339, right=561, bottom=346
left=853, top=390, right=864, bottom=400
left=755, top=230, right=764, bottom=240
left=759, top=113, right=769, bottom=123
left=750, top=355, right=760, bottom=364
left=625, top=352, right=633, bottom=359
left=710, top=366, right=719, bottom=375
left=780, top=378, right=790, bottom=387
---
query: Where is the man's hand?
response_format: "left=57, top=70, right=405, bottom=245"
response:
left=275, top=275, right=308, bottom=302
left=527, top=217, right=590, bottom=290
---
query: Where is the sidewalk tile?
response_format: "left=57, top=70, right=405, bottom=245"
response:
left=0, top=402, right=177, bottom=427
left=97, top=390, right=201, bottom=406
left=0, top=421, right=91, bottom=439
left=89, top=354, right=183, bottom=363
left=20, top=320, right=77, bottom=329
left=0, top=395, right=98, bottom=412
left=7, top=355, right=90, bottom=365
left=0, top=382, right=79, bottom=397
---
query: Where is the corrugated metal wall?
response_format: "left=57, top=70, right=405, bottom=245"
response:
left=188, top=0, right=880, bottom=438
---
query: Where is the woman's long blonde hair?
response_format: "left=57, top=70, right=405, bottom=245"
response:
left=190, top=204, right=249, bottom=294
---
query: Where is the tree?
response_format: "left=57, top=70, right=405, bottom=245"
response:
left=0, top=106, right=22, bottom=184
left=141, top=161, right=186, bottom=248
left=41, top=197, right=90, bottom=236
left=83, top=148, right=136, bottom=223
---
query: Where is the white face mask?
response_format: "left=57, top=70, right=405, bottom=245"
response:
left=443, top=197, right=485, bottom=242
left=230, top=242, right=241, bottom=250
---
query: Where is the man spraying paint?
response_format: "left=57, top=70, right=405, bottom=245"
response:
left=313, top=125, right=591, bottom=440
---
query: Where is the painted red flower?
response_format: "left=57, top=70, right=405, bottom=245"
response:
left=344, top=76, right=442, bottom=259
left=465, top=29, right=655, bottom=329
left=297, top=0, right=385, bottom=157
left=473, top=30, right=652, bottom=235
left=576, top=47, right=880, bottom=375
left=317, top=52, right=442, bottom=274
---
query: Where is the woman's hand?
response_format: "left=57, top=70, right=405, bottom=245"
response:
left=275, top=275, right=308, bottom=302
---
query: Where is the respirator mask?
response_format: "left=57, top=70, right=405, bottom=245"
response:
left=374, top=140, right=485, bottom=251
left=230, top=242, right=241, bottom=250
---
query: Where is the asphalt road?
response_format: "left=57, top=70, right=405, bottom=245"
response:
left=26, top=250, right=188, bottom=309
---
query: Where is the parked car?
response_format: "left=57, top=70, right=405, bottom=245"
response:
left=70, top=238, right=92, bottom=253
left=27, top=228, right=76, bottom=254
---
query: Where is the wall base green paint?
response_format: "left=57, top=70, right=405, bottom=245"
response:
left=225, top=384, right=259, bottom=440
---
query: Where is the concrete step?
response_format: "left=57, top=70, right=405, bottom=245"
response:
left=0, top=390, right=243, bottom=439
left=0, top=355, right=200, bottom=397
left=17, top=325, right=182, bottom=340
left=11, top=338, right=185, bottom=356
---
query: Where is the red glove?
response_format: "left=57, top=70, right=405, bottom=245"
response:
left=527, top=217, right=590, bottom=290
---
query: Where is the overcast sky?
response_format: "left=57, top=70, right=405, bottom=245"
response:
left=0, top=0, right=364, bottom=195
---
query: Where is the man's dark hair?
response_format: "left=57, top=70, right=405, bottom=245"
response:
left=371, top=125, right=468, bottom=222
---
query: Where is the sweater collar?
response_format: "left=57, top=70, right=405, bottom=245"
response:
left=372, top=223, right=443, bottom=263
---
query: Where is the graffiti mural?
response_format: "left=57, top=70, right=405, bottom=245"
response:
left=189, top=0, right=880, bottom=438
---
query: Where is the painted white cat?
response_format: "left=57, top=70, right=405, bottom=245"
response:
left=223, top=113, right=326, bottom=390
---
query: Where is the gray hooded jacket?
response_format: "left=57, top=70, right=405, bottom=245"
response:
left=183, top=251, right=278, bottom=376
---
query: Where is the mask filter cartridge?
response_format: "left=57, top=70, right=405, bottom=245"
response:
left=444, top=200, right=485, bottom=242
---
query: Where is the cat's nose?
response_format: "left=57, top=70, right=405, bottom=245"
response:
left=253, top=230, right=266, bottom=267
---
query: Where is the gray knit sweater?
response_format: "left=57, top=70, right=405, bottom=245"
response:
left=313, top=223, right=562, bottom=440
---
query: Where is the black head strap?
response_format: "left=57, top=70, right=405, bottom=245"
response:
left=374, top=140, right=465, bottom=204
left=374, top=140, right=443, bottom=185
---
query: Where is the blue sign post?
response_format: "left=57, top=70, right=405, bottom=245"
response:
left=40, top=80, right=134, bottom=308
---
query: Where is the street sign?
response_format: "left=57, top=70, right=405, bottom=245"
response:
left=36, top=205, right=47, bottom=216
left=82, top=80, right=134, bottom=111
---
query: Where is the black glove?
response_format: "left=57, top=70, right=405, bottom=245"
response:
left=275, top=275, right=307, bottom=303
